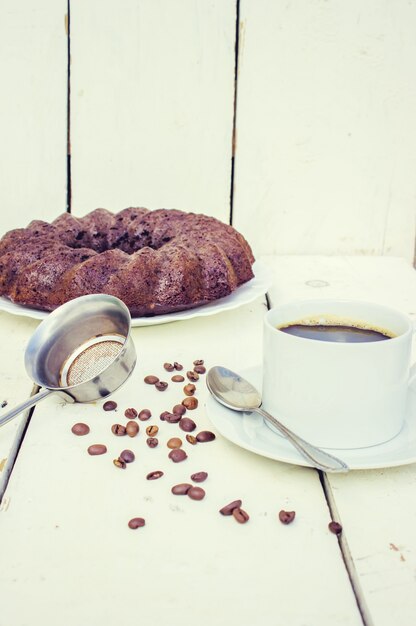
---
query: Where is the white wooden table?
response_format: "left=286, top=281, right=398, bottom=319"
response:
left=1, top=255, right=415, bottom=626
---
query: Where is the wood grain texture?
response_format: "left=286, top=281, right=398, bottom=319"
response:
left=265, top=254, right=416, bottom=625
left=233, top=1, right=416, bottom=261
left=0, top=299, right=361, bottom=626
left=0, top=1, right=68, bottom=232
left=70, top=0, right=236, bottom=221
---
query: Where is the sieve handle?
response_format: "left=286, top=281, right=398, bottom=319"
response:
left=0, top=388, right=55, bottom=428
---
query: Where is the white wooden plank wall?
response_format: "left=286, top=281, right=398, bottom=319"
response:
left=233, top=0, right=416, bottom=262
left=0, top=0, right=68, bottom=231
left=69, top=0, right=236, bottom=222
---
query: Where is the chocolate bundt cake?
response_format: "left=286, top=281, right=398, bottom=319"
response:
left=0, top=208, right=255, bottom=316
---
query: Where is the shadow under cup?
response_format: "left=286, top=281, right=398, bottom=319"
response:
left=262, top=300, right=414, bottom=450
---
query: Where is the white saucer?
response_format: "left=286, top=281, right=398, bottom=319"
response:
left=205, top=366, right=416, bottom=470
left=0, top=261, right=272, bottom=328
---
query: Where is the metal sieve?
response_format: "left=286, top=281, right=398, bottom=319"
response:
left=0, top=294, right=137, bottom=428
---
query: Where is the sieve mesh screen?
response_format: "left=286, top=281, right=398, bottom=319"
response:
left=61, top=338, right=123, bottom=387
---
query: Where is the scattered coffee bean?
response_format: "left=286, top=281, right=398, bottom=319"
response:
left=186, top=434, right=197, bottom=445
left=164, top=362, right=175, bottom=372
left=194, top=365, right=206, bottom=375
left=168, top=448, right=188, bottom=463
left=120, top=449, right=135, bottom=463
left=187, top=370, right=199, bottom=382
left=179, top=417, right=196, bottom=432
left=147, top=437, right=159, bottom=448
left=138, top=409, right=152, bottom=421
left=196, top=430, right=215, bottom=442
left=113, top=457, right=127, bottom=469
left=0, top=400, right=7, bottom=408
left=155, top=381, right=168, bottom=391
left=183, top=384, right=196, bottom=396
left=87, top=444, right=107, bottom=456
left=144, top=375, right=159, bottom=385
left=174, top=362, right=183, bottom=371
left=219, top=500, right=242, bottom=516
left=182, top=397, right=198, bottom=410
left=146, top=425, right=159, bottom=436
left=233, top=507, right=249, bottom=523
left=111, top=424, right=127, bottom=436
left=146, top=470, right=164, bottom=480
left=126, top=421, right=139, bottom=437
left=71, top=422, right=90, bottom=436
left=172, top=404, right=186, bottom=416
left=167, top=437, right=183, bottom=449
left=328, top=521, right=343, bottom=535
left=159, top=411, right=171, bottom=421
left=191, top=471, right=208, bottom=483
left=279, top=510, right=296, bottom=525
left=188, top=486, right=205, bottom=501
left=171, top=374, right=185, bottom=383
left=128, top=517, right=145, bottom=529
left=164, top=412, right=181, bottom=424
left=103, top=400, right=117, bottom=411
left=124, top=407, right=138, bottom=419
left=171, top=483, right=192, bottom=495
left=193, top=359, right=204, bottom=366
left=146, top=470, right=163, bottom=480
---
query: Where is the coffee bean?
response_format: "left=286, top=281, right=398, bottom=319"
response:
left=186, top=434, right=197, bottom=445
left=103, top=400, right=117, bottom=411
left=182, top=397, right=198, bottom=410
left=167, top=437, right=183, bottom=449
left=164, top=362, right=175, bottom=372
left=146, top=470, right=164, bottom=480
left=113, top=457, right=126, bottom=469
left=147, top=437, right=159, bottom=448
left=196, top=430, right=215, bottom=442
left=233, top=507, right=249, bottom=523
left=194, top=365, right=206, bottom=375
left=120, top=449, right=135, bottom=463
left=87, top=444, right=107, bottom=456
left=191, top=471, right=208, bottom=483
left=155, top=381, right=168, bottom=391
left=168, top=448, right=188, bottom=463
left=174, top=362, right=183, bottom=371
left=144, top=375, right=159, bottom=385
left=179, top=417, right=196, bottom=432
left=186, top=370, right=199, bottom=382
left=124, top=407, right=138, bottom=419
left=279, top=510, right=296, bottom=525
left=146, top=425, right=159, bottom=436
left=219, top=500, right=242, bottom=516
left=111, top=424, right=127, bottom=436
left=328, top=521, right=342, bottom=535
left=164, top=412, right=181, bottom=424
left=183, top=384, right=196, bottom=397
left=138, top=409, right=152, bottom=421
left=171, top=375, right=185, bottom=383
left=71, top=422, right=90, bottom=436
left=159, top=411, right=170, bottom=421
left=188, top=486, right=205, bottom=501
left=171, top=483, right=192, bottom=495
left=193, top=359, right=204, bottom=366
left=126, top=421, right=139, bottom=437
left=172, top=404, right=186, bottom=416
left=128, top=517, right=145, bottom=529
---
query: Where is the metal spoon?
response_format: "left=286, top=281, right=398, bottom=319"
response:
left=206, top=366, right=349, bottom=473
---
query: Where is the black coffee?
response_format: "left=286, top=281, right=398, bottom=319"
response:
left=279, top=323, right=392, bottom=343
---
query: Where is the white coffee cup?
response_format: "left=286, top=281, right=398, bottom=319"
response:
left=262, top=299, right=415, bottom=449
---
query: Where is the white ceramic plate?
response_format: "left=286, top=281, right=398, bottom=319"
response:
left=0, top=260, right=272, bottom=327
left=205, top=365, right=416, bottom=470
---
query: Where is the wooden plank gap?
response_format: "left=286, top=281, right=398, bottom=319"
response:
left=66, top=0, right=72, bottom=213
left=0, top=384, right=39, bottom=503
left=229, top=0, right=241, bottom=226
left=319, top=471, right=374, bottom=626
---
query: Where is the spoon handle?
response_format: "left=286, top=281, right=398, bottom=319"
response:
left=254, top=406, right=349, bottom=473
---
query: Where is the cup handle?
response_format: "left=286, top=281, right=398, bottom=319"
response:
left=409, top=363, right=416, bottom=392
